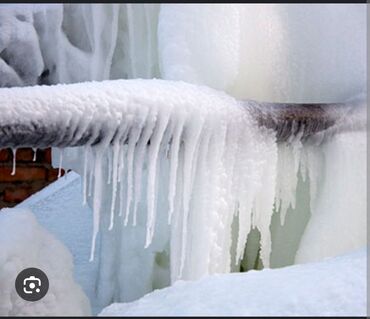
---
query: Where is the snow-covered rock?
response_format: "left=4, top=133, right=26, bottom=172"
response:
left=0, top=208, right=91, bottom=316
left=100, top=248, right=367, bottom=317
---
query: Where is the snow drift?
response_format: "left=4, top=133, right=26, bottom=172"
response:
left=99, top=248, right=367, bottom=316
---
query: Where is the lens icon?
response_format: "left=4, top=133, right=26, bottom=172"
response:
left=15, top=268, right=49, bottom=302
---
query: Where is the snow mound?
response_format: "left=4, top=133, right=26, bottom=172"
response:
left=0, top=208, right=91, bottom=316
left=100, top=249, right=366, bottom=317
left=17, top=172, right=101, bottom=314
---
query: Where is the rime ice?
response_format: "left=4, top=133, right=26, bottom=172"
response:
left=0, top=79, right=277, bottom=276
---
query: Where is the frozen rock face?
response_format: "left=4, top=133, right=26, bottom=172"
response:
left=0, top=208, right=91, bottom=316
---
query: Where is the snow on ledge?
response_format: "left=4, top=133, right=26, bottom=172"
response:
left=99, top=248, right=366, bottom=317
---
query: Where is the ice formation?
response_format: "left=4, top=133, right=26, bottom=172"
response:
left=0, top=208, right=91, bottom=316
left=0, top=4, right=365, bottom=102
left=0, top=79, right=279, bottom=276
left=0, top=3, right=367, bottom=312
left=0, top=5, right=44, bottom=87
left=295, top=130, right=367, bottom=264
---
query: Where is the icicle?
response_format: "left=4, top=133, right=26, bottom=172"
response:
left=178, top=117, right=205, bottom=276
left=88, top=152, right=95, bottom=197
left=118, top=145, right=126, bottom=217
left=145, top=111, right=171, bottom=248
left=89, top=148, right=104, bottom=262
left=109, top=142, right=120, bottom=230
left=132, top=110, right=157, bottom=226
left=11, top=148, right=17, bottom=176
left=117, top=145, right=124, bottom=184
left=107, top=147, right=113, bottom=185
left=32, top=148, right=37, bottom=162
left=124, top=125, right=142, bottom=226
left=58, top=148, right=64, bottom=178
left=168, top=115, right=185, bottom=224
left=274, top=138, right=303, bottom=226
left=82, top=146, right=90, bottom=206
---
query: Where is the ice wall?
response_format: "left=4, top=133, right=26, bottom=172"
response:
left=231, top=4, right=366, bottom=102
left=158, top=4, right=366, bottom=102
left=1, top=4, right=364, bottom=102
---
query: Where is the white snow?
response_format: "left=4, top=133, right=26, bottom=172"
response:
left=0, top=207, right=91, bottom=316
left=17, top=172, right=101, bottom=313
left=100, top=248, right=367, bottom=317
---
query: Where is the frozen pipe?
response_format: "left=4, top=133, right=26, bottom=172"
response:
left=244, top=100, right=361, bottom=143
left=0, top=81, right=365, bottom=148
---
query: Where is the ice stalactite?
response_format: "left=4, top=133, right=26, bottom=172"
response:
left=11, top=148, right=17, bottom=175
left=275, top=139, right=304, bottom=226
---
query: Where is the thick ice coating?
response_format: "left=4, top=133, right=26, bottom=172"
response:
left=1, top=4, right=364, bottom=102
left=0, top=79, right=278, bottom=277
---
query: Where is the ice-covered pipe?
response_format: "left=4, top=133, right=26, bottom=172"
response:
left=0, top=80, right=364, bottom=148
left=244, top=96, right=366, bottom=143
